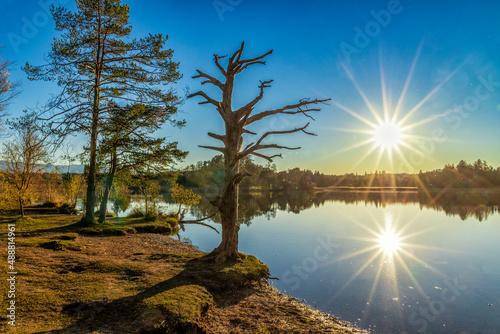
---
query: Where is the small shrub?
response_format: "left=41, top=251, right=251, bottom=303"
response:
left=163, top=217, right=178, bottom=229
left=164, top=211, right=179, bottom=219
left=40, top=201, right=59, bottom=208
left=58, top=202, right=77, bottom=214
left=144, top=211, right=157, bottom=222
left=128, top=207, right=144, bottom=218
left=255, top=326, right=272, bottom=334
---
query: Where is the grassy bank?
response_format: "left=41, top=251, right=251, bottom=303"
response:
left=0, top=214, right=366, bottom=333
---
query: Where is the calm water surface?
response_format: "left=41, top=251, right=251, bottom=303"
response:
left=171, top=191, right=500, bottom=334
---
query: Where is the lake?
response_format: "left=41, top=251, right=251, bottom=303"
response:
left=120, top=189, right=500, bottom=333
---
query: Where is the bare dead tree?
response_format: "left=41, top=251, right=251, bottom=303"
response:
left=0, top=55, right=20, bottom=128
left=189, top=42, right=330, bottom=262
left=2, top=113, right=51, bottom=217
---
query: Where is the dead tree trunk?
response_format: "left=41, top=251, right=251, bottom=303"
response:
left=211, top=147, right=241, bottom=260
left=189, top=42, right=330, bottom=262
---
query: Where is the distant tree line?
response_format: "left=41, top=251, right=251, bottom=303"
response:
left=418, top=160, right=500, bottom=189
left=177, top=155, right=317, bottom=192
left=177, top=157, right=500, bottom=191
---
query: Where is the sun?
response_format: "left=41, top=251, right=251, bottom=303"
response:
left=372, top=121, right=405, bottom=152
left=329, top=44, right=460, bottom=173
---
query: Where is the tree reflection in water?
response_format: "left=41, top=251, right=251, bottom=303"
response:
left=186, top=189, right=500, bottom=224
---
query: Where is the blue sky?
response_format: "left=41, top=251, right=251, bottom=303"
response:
left=1, top=0, right=499, bottom=174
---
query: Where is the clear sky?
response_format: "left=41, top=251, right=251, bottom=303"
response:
left=1, top=0, right=499, bottom=174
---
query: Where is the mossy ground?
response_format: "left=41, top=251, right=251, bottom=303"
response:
left=0, top=213, right=365, bottom=334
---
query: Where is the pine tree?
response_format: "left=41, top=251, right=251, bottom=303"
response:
left=23, top=0, right=182, bottom=225
left=96, top=104, right=186, bottom=223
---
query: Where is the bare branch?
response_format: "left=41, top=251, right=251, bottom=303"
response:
left=247, top=98, right=331, bottom=125
left=237, top=60, right=267, bottom=73
left=234, top=50, right=273, bottom=74
left=213, top=54, right=227, bottom=76
left=243, top=123, right=314, bottom=154
left=238, top=49, right=274, bottom=65
left=229, top=42, right=245, bottom=65
left=199, top=145, right=225, bottom=153
left=192, top=70, right=223, bottom=90
left=242, top=128, right=256, bottom=135
left=250, top=152, right=282, bottom=162
left=238, top=143, right=301, bottom=161
left=207, top=132, right=225, bottom=142
left=187, top=91, right=220, bottom=107
left=179, top=211, right=220, bottom=234
left=179, top=221, right=219, bottom=234
left=236, top=80, right=273, bottom=121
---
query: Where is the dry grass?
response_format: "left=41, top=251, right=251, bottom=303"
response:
left=0, top=214, right=366, bottom=333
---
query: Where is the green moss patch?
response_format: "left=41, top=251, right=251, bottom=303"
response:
left=0, top=214, right=82, bottom=234
left=86, top=260, right=145, bottom=276
left=142, top=284, right=213, bottom=324
left=40, top=240, right=82, bottom=251
left=218, top=253, right=271, bottom=286
left=162, top=217, right=179, bottom=229
left=77, top=217, right=179, bottom=236
left=50, top=232, right=79, bottom=240
left=134, top=223, right=172, bottom=234
left=79, top=225, right=136, bottom=236
left=149, top=252, right=202, bottom=262
left=17, top=235, right=81, bottom=251
left=184, top=253, right=271, bottom=291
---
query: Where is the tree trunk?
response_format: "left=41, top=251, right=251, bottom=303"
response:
left=98, top=151, right=117, bottom=223
left=19, top=198, right=24, bottom=218
left=84, top=72, right=101, bottom=225
left=144, top=187, right=149, bottom=216
left=210, top=181, right=240, bottom=261
left=84, top=112, right=98, bottom=225
left=209, top=140, right=241, bottom=262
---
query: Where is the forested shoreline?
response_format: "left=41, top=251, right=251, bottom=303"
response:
left=2, top=157, right=499, bottom=213
left=177, top=156, right=500, bottom=191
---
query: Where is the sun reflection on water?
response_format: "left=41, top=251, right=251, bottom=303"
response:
left=376, top=214, right=402, bottom=256
left=325, top=210, right=452, bottom=328
left=376, top=226, right=402, bottom=255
